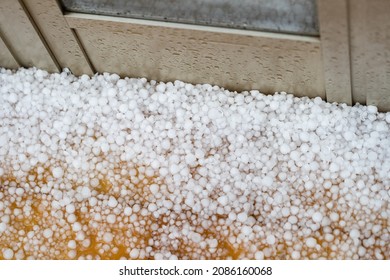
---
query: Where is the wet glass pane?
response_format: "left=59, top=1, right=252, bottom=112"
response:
left=61, top=0, right=319, bottom=36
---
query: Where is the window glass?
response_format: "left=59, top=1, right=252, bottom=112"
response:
left=61, top=0, right=318, bottom=36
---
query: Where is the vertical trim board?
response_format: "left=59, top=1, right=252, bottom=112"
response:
left=349, top=0, right=390, bottom=111
left=21, top=0, right=94, bottom=76
left=348, top=0, right=368, bottom=105
left=317, top=0, right=352, bottom=105
left=0, top=34, right=19, bottom=69
left=364, top=0, right=390, bottom=111
left=0, top=0, right=58, bottom=72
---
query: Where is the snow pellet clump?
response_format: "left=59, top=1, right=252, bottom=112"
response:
left=0, top=67, right=389, bottom=260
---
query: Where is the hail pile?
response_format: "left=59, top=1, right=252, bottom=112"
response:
left=0, top=67, right=389, bottom=260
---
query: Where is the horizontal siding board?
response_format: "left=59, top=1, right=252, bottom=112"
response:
left=65, top=13, right=325, bottom=97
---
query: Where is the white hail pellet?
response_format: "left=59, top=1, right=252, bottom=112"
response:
left=350, top=229, right=360, bottom=239
left=72, top=222, right=82, bottom=232
left=329, top=162, right=339, bottom=173
left=359, top=195, right=369, bottom=206
left=66, top=204, right=75, bottom=214
left=108, top=196, right=118, bottom=208
left=0, top=223, right=7, bottom=233
left=67, top=214, right=76, bottom=224
left=67, top=240, right=76, bottom=249
left=130, top=248, right=140, bottom=259
left=266, top=234, right=276, bottom=245
left=280, top=143, right=291, bottom=155
left=124, top=207, right=132, bottom=216
left=291, top=251, right=300, bottom=260
left=237, top=212, right=248, bottom=223
left=148, top=203, right=157, bottom=212
left=262, top=176, right=273, bottom=187
left=52, top=167, right=64, bottom=179
left=3, top=248, right=14, bottom=260
left=329, top=212, right=339, bottom=222
left=312, top=212, right=323, bottom=223
left=217, top=195, right=229, bottom=206
left=306, top=237, right=317, bottom=248
left=68, top=250, right=77, bottom=259
left=103, top=232, right=113, bottom=243
left=254, top=251, right=264, bottom=260
left=154, top=253, right=164, bottom=260
left=43, top=228, right=53, bottom=239
left=106, top=214, right=116, bottom=224
left=81, top=187, right=91, bottom=199
left=299, top=132, right=310, bottom=142
left=367, top=105, right=378, bottom=114
left=191, top=232, right=202, bottom=243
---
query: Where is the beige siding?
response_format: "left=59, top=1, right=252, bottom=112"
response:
left=65, top=13, right=325, bottom=97
left=0, top=0, right=58, bottom=72
left=1, top=0, right=390, bottom=111
left=317, top=0, right=352, bottom=105
left=21, top=0, right=94, bottom=75
left=0, top=35, right=19, bottom=69
left=349, top=0, right=390, bottom=111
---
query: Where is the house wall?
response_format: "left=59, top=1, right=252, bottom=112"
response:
left=0, top=0, right=389, bottom=111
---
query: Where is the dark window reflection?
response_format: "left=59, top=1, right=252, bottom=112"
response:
left=61, top=0, right=319, bottom=36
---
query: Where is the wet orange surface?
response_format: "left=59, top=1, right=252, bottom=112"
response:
left=0, top=165, right=247, bottom=260
left=0, top=164, right=388, bottom=260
